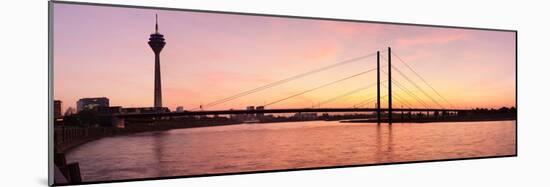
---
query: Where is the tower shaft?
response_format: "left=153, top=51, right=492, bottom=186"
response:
left=154, top=53, right=162, bottom=108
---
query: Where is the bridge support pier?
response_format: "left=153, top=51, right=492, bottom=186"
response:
left=111, top=116, right=125, bottom=128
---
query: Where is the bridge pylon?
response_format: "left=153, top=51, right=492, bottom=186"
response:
left=376, top=51, right=381, bottom=123
left=388, top=47, right=392, bottom=123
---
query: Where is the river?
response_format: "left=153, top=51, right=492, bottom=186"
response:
left=66, top=120, right=516, bottom=182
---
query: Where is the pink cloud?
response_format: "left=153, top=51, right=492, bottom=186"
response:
left=396, top=32, right=469, bottom=47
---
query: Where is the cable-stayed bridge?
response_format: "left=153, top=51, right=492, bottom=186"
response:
left=113, top=47, right=469, bottom=125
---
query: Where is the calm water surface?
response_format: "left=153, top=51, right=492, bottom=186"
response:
left=67, top=120, right=516, bottom=182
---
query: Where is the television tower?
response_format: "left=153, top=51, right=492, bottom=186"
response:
left=148, top=14, right=166, bottom=108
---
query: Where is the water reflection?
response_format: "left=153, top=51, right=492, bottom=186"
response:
left=374, top=123, right=394, bottom=163
left=67, top=120, right=516, bottom=182
left=152, top=131, right=164, bottom=177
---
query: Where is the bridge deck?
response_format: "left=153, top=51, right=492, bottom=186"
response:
left=114, top=108, right=468, bottom=118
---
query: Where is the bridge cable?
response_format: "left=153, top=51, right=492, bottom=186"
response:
left=380, top=68, right=430, bottom=108
left=392, top=92, right=414, bottom=108
left=353, top=96, right=375, bottom=108
left=391, top=51, right=455, bottom=108
left=355, top=95, right=387, bottom=108
left=316, top=80, right=387, bottom=108
left=390, top=78, right=430, bottom=108
left=192, top=51, right=382, bottom=110
left=380, top=56, right=442, bottom=108
left=391, top=65, right=444, bottom=108
left=264, top=68, right=377, bottom=107
left=380, top=82, right=414, bottom=108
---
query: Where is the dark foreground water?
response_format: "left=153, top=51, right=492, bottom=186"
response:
left=66, top=120, right=516, bottom=182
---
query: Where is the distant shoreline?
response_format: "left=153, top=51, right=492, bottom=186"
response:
left=340, top=116, right=516, bottom=123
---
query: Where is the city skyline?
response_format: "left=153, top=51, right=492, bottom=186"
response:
left=53, top=4, right=516, bottom=111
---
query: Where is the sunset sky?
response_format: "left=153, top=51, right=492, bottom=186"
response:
left=53, top=3, right=516, bottom=111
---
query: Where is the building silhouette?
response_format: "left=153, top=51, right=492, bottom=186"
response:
left=256, top=106, right=265, bottom=118
left=54, top=100, right=62, bottom=118
left=76, top=97, right=109, bottom=112
left=148, top=14, right=166, bottom=108
left=176, top=106, right=185, bottom=112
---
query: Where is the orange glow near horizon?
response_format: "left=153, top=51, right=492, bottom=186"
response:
left=53, top=4, right=516, bottom=112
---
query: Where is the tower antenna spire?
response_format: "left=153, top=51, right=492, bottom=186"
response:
left=155, top=14, right=159, bottom=33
